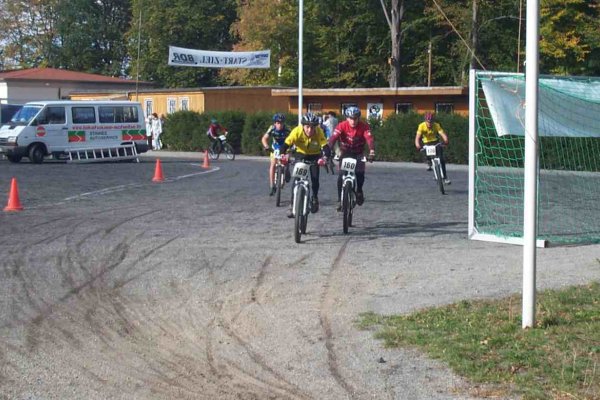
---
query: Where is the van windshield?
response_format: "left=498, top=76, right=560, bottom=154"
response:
left=10, top=105, right=43, bottom=126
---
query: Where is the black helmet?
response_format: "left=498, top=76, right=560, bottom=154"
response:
left=301, top=112, right=319, bottom=126
left=344, top=106, right=361, bottom=118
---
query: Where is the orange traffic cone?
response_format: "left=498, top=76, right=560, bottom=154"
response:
left=152, top=159, right=165, bottom=182
left=4, top=177, right=23, bottom=212
left=202, top=150, right=211, bottom=168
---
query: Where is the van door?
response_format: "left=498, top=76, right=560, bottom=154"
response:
left=35, top=106, right=67, bottom=152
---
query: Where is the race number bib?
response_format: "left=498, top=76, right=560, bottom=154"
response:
left=218, top=135, right=227, bottom=141
left=341, top=158, right=357, bottom=173
left=293, top=162, right=310, bottom=178
left=425, top=146, right=437, bottom=157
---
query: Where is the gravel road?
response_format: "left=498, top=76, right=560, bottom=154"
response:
left=1, top=152, right=598, bottom=399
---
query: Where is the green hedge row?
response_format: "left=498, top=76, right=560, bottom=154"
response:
left=160, top=110, right=470, bottom=164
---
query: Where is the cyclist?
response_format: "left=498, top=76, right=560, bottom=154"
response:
left=328, top=106, right=375, bottom=211
left=206, top=118, right=228, bottom=154
left=279, top=112, right=331, bottom=218
left=415, top=112, right=450, bottom=184
left=261, top=113, right=291, bottom=196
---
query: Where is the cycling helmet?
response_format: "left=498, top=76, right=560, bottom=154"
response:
left=210, top=118, right=217, bottom=124
left=344, top=106, right=361, bottom=118
left=301, top=112, right=319, bottom=126
left=424, top=112, right=434, bottom=122
left=272, top=113, right=285, bottom=123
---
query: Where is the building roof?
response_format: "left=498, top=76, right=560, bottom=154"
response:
left=272, top=86, right=467, bottom=96
left=0, top=67, right=145, bottom=85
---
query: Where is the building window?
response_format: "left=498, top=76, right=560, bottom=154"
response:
left=180, top=97, right=189, bottom=111
left=395, top=103, right=413, bottom=114
left=144, top=99, right=153, bottom=117
left=435, top=103, right=454, bottom=114
left=341, top=103, right=358, bottom=117
left=167, top=98, right=176, bottom=114
left=307, top=103, right=322, bottom=113
left=72, top=107, right=95, bottom=124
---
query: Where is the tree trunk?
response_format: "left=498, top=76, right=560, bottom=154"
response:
left=470, top=0, right=478, bottom=70
left=388, top=0, right=404, bottom=88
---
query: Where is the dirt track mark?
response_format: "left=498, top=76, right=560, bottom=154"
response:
left=250, top=256, right=271, bottom=303
left=319, top=238, right=359, bottom=399
left=203, top=254, right=310, bottom=400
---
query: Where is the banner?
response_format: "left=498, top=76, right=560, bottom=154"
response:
left=168, top=46, right=270, bottom=69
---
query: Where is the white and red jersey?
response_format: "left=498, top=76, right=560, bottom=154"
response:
left=328, top=120, right=374, bottom=155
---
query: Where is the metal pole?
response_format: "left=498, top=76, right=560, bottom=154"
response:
left=298, top=0, right=303, bottom=126
left=522, top=0, right=540, bottom=329
left=135, top=5, right=142, bottom=102
left=427, top=41, right=432, bottom=87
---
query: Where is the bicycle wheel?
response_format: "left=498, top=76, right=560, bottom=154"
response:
left=434, top=159, right=445, bottom=195
left=275, top=166, right=282, bottom=207
left=301, top=202, right=308, bottom=234
left=223, top=143, right=235, bottom=160
left=342, top=181, right=352, bottom=234
left=348, top=191, right=354, bottom=227
left=294, top=186, right=305, bottom=243
left=208, top=144, right=219, bottom=161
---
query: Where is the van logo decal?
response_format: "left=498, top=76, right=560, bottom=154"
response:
left=36, top=126, right=46, bottom=137
left=68, top=130, right=86, bottom=143
left=122, top=129, right=145, bottom=141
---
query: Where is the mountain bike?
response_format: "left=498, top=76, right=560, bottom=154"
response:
left=421, top=143, right=445, bottom=195
left=208, top=134, right=235, bottom=161
left=273, top=150, right=290, bottom=207
left=339, top=156, right=365, bottom=234
left=291, top=159, right=317, bottom=243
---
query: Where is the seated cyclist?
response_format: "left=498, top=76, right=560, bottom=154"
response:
left=415, top=112, right=451, bottom=184
left=207, top=118, right=228, bottom=153
left=279, top=112, right=331, bottom=218
left=261, top=113, right=291, bottom=196
left=328, top=106, right=375, bottom=211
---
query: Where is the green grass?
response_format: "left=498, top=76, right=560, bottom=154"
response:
left=358, top=282, right=600, bottom=399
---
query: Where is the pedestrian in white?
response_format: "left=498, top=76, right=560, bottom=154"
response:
left=145, top=114, right=153, bottom=149
left=151, top=112, right=163, bottom=150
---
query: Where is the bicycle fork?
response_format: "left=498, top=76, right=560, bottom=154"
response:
left=292, top=182, right=310, bottom=216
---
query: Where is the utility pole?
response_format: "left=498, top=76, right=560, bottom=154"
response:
left=427, top=41, right=432, bottom=87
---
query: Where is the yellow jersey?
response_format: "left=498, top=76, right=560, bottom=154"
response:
left=417, top=122, right=445, bottom=144
left=284, top=125, right=328, bottom=155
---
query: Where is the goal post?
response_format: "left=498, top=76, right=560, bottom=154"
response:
left=469, top=70, right=600, bottom=246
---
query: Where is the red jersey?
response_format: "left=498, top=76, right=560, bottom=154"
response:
left=329, top=120, right=374, bottom=154
left=207, top=123, right=226, bottom=138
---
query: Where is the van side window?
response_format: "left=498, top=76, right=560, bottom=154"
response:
left=99, top=106, right=139, bottom=123
left=72, top=107, right=96, bottom=124
left=45, top=107, right=66, bottom=125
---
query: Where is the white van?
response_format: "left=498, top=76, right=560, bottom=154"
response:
left=0, top=100, right=149, bottom=163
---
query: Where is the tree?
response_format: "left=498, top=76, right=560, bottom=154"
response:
left=379, top=0, right=404, bottom=87
left=55, top=0, right=131, bottom=76
left=540, top=0, right=600, bottom=75
left=126, top=0, right=237, bottom=87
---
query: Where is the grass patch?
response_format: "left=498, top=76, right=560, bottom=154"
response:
left=358, top=282, right=600, bottom=399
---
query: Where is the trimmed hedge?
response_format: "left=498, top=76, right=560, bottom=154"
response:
left=161, top=110, right=470, bottom=164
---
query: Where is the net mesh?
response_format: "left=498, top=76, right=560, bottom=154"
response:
left=473, top=72, right=600, bottom=245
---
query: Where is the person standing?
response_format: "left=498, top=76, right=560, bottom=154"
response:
left=151, top=112, right=163, bottom=150
left=145, top=114, right=153, bottom=149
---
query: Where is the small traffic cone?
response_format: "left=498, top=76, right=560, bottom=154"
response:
left=152, top=159, right=165, bottom=182
left=202, top=150, right=211, bottom=168
left=4, top=177, right=23, bottom=212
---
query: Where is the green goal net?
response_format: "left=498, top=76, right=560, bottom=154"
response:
left=469, top=71, right=600, bottom=245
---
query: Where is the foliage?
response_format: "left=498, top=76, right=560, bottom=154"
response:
left=358, top=282, right=600, bottom=400
left=161, top=110, right=245, bottom=152
left=126, top=0, right=237, bottom=87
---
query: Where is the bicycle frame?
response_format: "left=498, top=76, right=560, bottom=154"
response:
left=422, top=143, right=446, bottom=194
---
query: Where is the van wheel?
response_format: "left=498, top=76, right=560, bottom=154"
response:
left=29, top=144, right=45, bottom=164
left=6, top=154, right=22, bottom=163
